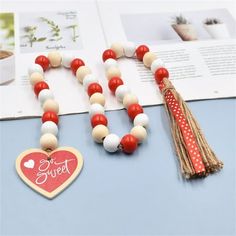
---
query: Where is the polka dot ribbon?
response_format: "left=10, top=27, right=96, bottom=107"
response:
left=159, top=82, right=206, bottom=174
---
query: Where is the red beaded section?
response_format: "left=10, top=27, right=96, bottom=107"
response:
left=87, top=83, right=103, bottom=97
left=42, top=111, right=59, bottom=124
left=91, top=114, right=108, bottom=128
left=127, top=103, right=143, bottom=120
left=102, top=49, right=116, bottom=62
left=155, top=68, right=169, bottom=84
left=71, top=58, right=85, bottom=75
left=34, top=81, right=49, bottom=97
left=120, top=134, right=138, bottom=154
left=108, top=77, right=124, bottom=93
left=136, top=45, right=149, bottom=61
left=35, top=55, right=50, bottom=71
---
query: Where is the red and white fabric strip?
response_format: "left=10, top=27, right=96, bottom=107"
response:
left=159, top=82, right=206, bottom=174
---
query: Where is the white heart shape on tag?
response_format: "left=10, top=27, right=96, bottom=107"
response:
left=24, top=159, right=35, bottom=169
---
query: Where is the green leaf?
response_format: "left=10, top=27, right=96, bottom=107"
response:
left=37, top=37, right=47, bottom=42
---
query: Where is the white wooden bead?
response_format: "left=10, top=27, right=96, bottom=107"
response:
left=89, top=103, right=105, bottom=117
left=89, top=93, right=105, bottom=106
left=41, top=121, right=58, bottom=136
left=38, top=89, right=54, bottom=104
left=115, top=85, right=130, bottom=102
left=83, top=74, right=98, bottom=90
left=29, top=72, right=44, bottom=85
left=61, top=53, right=74, bottom=68
left=106, top=66, right=121, bottom=80
left=104, top=58, right=118, bottom=71
left=92, top=125, right=109, bottom=143
left=110, top=42, right=124, bottom=58
left=48, top=51, right=62, bottom=67
left=133, top=113, right=149, bottom=128
left=40, top=133, right=58, bottom=151
left=28, top=64, right=44, bottom=76
left=103, top=134, right=120, bottom=152
left=76, top=65, right=91, bottom=83
left=143, top=52, right=157, bottom=68
left=43, top=99, right=59, bottom=114
left=123, top=42, right=136, bottom=57
left=123, top=93, right=139, bottom=108
left=130, top=125, right=147, bottom=143
left=151, top=59, right=165, bottom=74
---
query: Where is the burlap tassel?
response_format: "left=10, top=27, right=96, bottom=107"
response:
left=161, top=78, right=223, bottom=179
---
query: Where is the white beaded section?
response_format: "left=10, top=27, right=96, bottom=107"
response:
left=62, top=53, right=74, bottom=68
left=38, top=89, right=54, bottom=104
left=103, top=134, right=120, bottom=152
left=83, top=74, right=98, bottom=90
left=48, top=51, right=62, bottom=68
left=123, top=42, right=136, bottom=57
left=115, top=85, right=130, bottom=102
left=151, top=59, right=165, bottom=74
left=133, top=113, right=149, bottom=128
left=104, top=58, right=118, bottom=71
left=110, top=42, right=124, bottom=58
left=76, top=65, right=91, bottom=83
left=89, top=103, right=105, bottom=117
left=41, top=121, right=58, bottom=136
left=28, top=64, right=44, bottom=76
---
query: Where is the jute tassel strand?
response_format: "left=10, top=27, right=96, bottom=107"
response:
left=160, top=78, right=223, bottom=179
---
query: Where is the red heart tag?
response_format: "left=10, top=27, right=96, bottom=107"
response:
left=16, top=147, right=83, bottom=199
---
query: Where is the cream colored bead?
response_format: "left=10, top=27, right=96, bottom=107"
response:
left=48, top=51, right=62, bottom=67
left=40, top=133, right=58, bottom=151
left=43, top=99, right=59, bottom=114
left=92, top=125, right=109, bottom=143
left=76, top=66, right=91, bottom=83
left=143, top=52, right=157, bottom=68
left=89, top=93, right=105, bottom=106
left=29, top=72, right=44, bottom=85
left=123, top=93, right=139, bottom=108
left=110, top=42, right=124, bottom=58
left=106, top=67, right=121, bottom=80
left=130, top=125, right=147, bottom=143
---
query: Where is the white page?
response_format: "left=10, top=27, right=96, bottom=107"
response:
left=0, top=0, right=125, bottom=120
left=97, top=0, right=236, bottom=105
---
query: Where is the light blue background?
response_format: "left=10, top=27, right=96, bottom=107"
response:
left=0, top=99, right=236, bottom=236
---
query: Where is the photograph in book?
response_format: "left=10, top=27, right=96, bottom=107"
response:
left=121, top=8, right=236, bottom=45
left=0, top=13, right=15, bottom=85
left=19, top=11, right=82, bottom=53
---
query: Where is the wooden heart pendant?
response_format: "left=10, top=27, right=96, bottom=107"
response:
left=16, top=147, right=83, bottom=199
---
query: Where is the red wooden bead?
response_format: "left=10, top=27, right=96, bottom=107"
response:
left=108, top=77, right=124, bottom=93
left=42, top=111, right=59, bottom=124
left=136, top=45, right=149, bottom=61
left=34, top=81, right=49, bottom=97
left=102, top=49, right=116, bottom=62
left=120, top=134, right=138, bottom=154
left=155, top=68, right=169, bottom=84
left=70, top=58, right=85, bottom=75
left=35, top=55, right=50, bottom=71
left=91, top=114, right=108, bottom=128
left=87, top=83, right=103, bottom=97
left=127, top=103, right=143, bottom=120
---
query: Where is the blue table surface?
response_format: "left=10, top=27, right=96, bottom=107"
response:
left=0, top=98, right=236, bottom=236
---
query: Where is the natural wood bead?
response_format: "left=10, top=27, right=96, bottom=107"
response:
left=110, top=42, right=124, bottom=58
left=48, top=51, right=62, bottom=67
left=43, top=99, right=59, bottom=114
left=40, top=133, right=58, bottom=151
left=29, top=72, right=44, bottom=85
left=92, top=124, right=109, bottom=143
left=76, top=66, right=91, bottom=83
left=123, top=93, right=139, bottom=108
left=143, top=52, right=157, bottom=68
left=130, top=125, right=147, bottom=143
left=89, top=93, right=105, bottom=106
left=106, top=67, right=121, bottom=80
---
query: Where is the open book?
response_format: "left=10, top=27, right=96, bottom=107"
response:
left=0, top=0, right=235, bottom=119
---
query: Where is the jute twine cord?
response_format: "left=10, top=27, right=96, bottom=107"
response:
left=161, top=78, right=223, bottom=179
